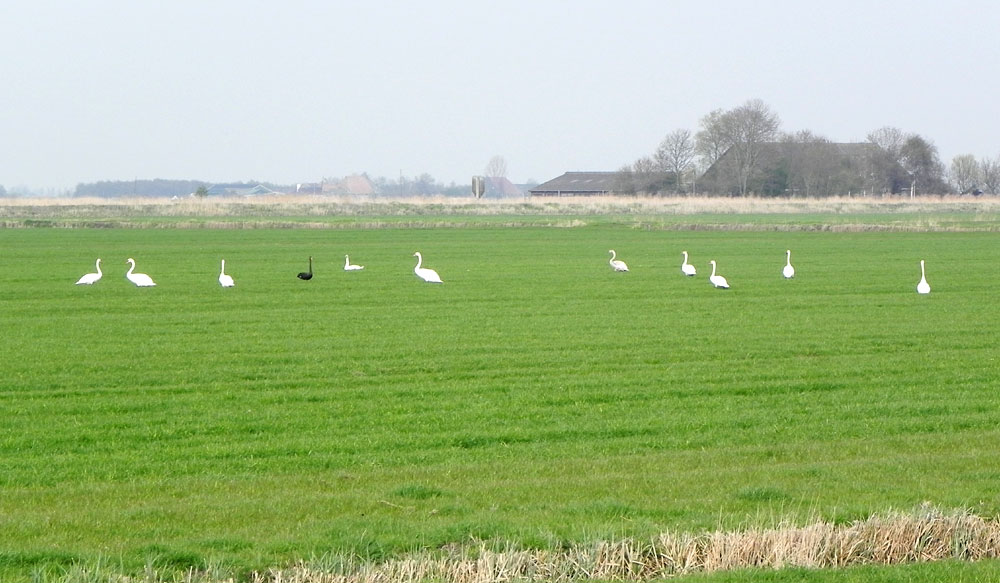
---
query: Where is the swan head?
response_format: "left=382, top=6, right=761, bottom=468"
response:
left=413, top=252, right=421, bottom=257
left=126, top=258, right=135, bottom=265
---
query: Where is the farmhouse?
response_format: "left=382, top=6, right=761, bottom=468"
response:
left=205, top=183, right=282, bottom=196
left=529, top=171, right=675, bottom=196
left=529, top=172, right=617, bottom=196
left=534, top=141, right=909, bottom=197
left=295, top=182, right=322, bottom=194
left=321, top=174, right=376, bottom=196
left=483, top=176, right=524, bottom=198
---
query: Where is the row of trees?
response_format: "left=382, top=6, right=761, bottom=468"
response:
left=3, top=154, right=511, bottom=198
left=4, top=154, right=520, bottom=198
left=60, top=156, right=522, bottom=199
left=27, top=176, right=474, bottom=198
left=620, top=99, right=998, bottom=196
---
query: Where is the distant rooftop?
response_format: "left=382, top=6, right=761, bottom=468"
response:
left=528, top=172, right=620, bottom=196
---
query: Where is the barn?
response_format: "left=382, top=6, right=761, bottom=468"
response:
left=529, top=171, right=675, bottom=196
left=528, top=172, right=620, bottom=196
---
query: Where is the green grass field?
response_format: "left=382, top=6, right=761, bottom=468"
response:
left=1, top=221, right=999, bottom=581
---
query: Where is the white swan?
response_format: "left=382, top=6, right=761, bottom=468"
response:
left=709, top=260, right=729, bottom=289
left=783, top=249, right=795, bottom=279
left=917, top=260, right=930, bottom=294
left=413, top=252, right=443, bottom=283
left=344, top=255, right=364, bottom=271
left=609, top=250, right=628, bottom=272
left=125, top=258, right=156, bottom=287
left=75, top=258, right=102, bottom=285
left=219, top=259, right=235, bottom=287
left=681, top=251, right=696, bottom=276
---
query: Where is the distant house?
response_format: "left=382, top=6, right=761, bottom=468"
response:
left=295, top=182, right=323, bottom=194
left=529, top=172, right=619, bottom=196
left=529, top=171, right=675, bottom=196
left=321, top=175, right=376, bottom=196
left=206, top=183, right=282, bottom=197
left=483, top=176, right=523, bottom=198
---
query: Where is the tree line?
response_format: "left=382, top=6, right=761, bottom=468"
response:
left=618, top=98, right=999, bottom=196
left=49, top=176, right=472, bottom=198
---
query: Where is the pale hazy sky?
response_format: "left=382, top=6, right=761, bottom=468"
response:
left=2, top=0, right=997, bottom=192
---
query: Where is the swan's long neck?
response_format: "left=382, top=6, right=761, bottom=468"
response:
left=682, top=251, right=688, bottom=264
left=414, top=253, right=422, bottom=269
left=710, top=261, right=717, bottom=277
left=95, top=259, right=102, bottom=275
left=308, top=257, right=313, bottom=271
left=345, top=255, right=350, bottom=267
left=610, top=250, right=616, bottom=261
left=920, top=260, right=926, bottom=278
left=786, top=250, right=791, bottom=264
left=126, top=259, right=135, bottom=276
left=221, top=259, right=226, bottom=275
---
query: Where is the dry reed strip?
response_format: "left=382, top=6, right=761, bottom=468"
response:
left=3, top=194, right=1000, bottom=221
left=223, top=506, right=1000, bottom=583
left=37, top=507, right=1000, bottom=582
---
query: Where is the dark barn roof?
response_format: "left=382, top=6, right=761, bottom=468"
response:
left=528, top=172, right=619, bottom=196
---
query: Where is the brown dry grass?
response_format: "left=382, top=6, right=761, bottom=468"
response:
left=217, top=505, right=999, bottom=583
left=2, top=194, right=1000, bottom=220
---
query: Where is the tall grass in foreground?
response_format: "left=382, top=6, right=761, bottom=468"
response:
left=22, top=507, right=1000, bottom=582
left=257, top=506, right=1000, bottom=582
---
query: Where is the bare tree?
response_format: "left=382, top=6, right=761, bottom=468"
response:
left=950, top=154, right=980, bottom=194
left=631, top=156, right=658, bottom=193
left=633, top=156, right=656, bottom=174
left=724, top=99, right=781, bottom=195
left=695, top=109, right=733, bottom=169
left=900, top=135, right=947, bottom=194
left=864, top=127, right=946, bottom=195
left=484, top=155, right=508, bottom=178
left=866, top=126, right=909, bottom=194
left=654, top=129, right=695, bottom=193
left=980, top=155, right=1000, bottom=194
left=867, top=126, right=907, bottom=154
left=614, top=164, right=636, bottom=194
left=780, top=130, right=842, bottom=197
left=413, top=173, right=437, bottom=195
